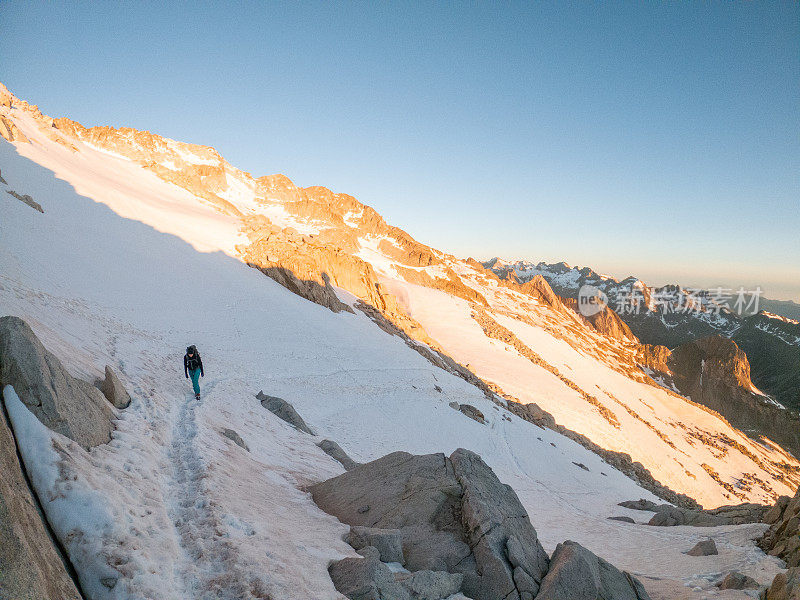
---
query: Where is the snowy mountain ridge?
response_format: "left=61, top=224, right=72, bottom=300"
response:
left=3, top=81, right=800, bottom=598
left=2, top=81, right=798, bottom=509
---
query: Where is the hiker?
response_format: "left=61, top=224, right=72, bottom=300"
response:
left=184, top=345, right=204, bottom=400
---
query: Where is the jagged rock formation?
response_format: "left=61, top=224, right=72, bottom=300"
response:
left=5, top=81, right=799, bottom=507
left=667, top=336, right=800, bottom=459
left=311, top=449, right=550, bottom=600
left=487, top=259, right=800, bottom=411
left=312, top=448, right=651, bottom=600
left=535, top=541, right=651, bottom=600
left=0, top=397, right=82, bottom=600
left=0, top=316, right=113, bottom=449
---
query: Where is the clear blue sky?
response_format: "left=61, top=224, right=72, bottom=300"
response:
left=2, top=1, right=798, bottom=300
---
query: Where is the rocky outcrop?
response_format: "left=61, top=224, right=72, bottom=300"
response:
left=311, top=449, right=550, bottom=600
left=0, top=114, right=29, bottom=143
left=535, top=540, right=651, bottom=600
left=759, top=487, right=800, bottom=567
left=0, top=316, right=113, bottom=449
left=620, top=498, right=767, bottom=526
left=256, top=391, right=314, bottom=435
left=317, top=439, right=359, bottom=471
left=0, top=401, right=82, bottom=600
left=668, top=335, right=800, bottom=461
left=762, top=568, right=800, bottom=600
left=99, top=365, right=131, bottom=409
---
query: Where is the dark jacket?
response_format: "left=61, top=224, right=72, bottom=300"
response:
left=184, top=353, right=204, bottom=378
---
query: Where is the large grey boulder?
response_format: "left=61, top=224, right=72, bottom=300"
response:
left=0, top=404, right=82, bottom=600
left=310, top=448, right=550, bottom=600
left=99, top=365, right=130, bottom=409
left=318, top=438, right=359, bottom=470
left=536, top=540, right=651, bottom=600
left=256, top=391, right=314, bottom=434
left=0, top=316, right=113, bottom=449
left=347, top=526, right=404, bottom=564
left=450, top=449, right=549, bottom=600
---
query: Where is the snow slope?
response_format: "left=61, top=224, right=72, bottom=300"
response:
left=0, top=98, right=789, bottom=599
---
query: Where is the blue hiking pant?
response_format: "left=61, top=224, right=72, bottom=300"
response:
left=189, top=368, right=201, bottom=395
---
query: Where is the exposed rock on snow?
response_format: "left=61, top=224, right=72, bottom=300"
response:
left=0, top=390, right=82, bottom=600
left=454, top=403, right=485, bottom=424
left=620, top=498, right=768, bottom=526
left=536, top=540, right=651, bottom=600
left=318, top=438, right=359, bottom=470
left=311, top=448, right=551, bottom=600
left=221, top=428, right=249, bottom=452
left=607, top=516, right=636, bottom=523
left=6, top=189, right=43, bottom=213
left=0, top=316, right=113, bottom=448
left=99, top=364, right=131, bottom=409
left=686, top=538, right=718, bottom=556
left=717, top=570, right=759, bottom=590
left=257, top=390, right=315, bottom=434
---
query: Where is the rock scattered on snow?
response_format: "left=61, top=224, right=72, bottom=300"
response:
left=317, top=438, right=359, bottom=470
left=221, top=428, right=249, bottom=452
left=99, top=364, right=131, bottom=409
left=572, top=461, right=589, bottom=471
left=0, top=315, right=113, bottom=448
left=686, top=538, right=718, bottom=556
left=717, top=571, right=759, bottom=590
left=256, top=390, right=314, bottom=434
left=607, top=516, right=635, bottom=523
left=536, top=540, right=651, bottom=600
